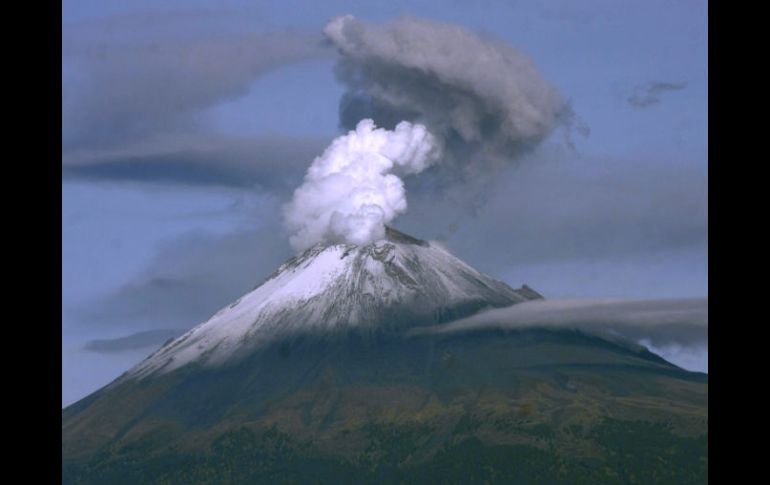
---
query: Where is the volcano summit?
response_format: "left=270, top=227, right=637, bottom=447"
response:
left=128, top=226, right=541, bottom=379
left=62, top=228, right=707, bottom=484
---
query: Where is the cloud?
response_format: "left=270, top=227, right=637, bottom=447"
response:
left=642, top=340, right=708, bottom=373
left=324, top=15, right=573, bottom=170
left=62, top=11, right=334, bottom=189
left=63, top=13, right=331, bottom=150
left=61, top=133, right=330, bottom=190
left=84, top=329, right=183, bottom=353
left=394, top=152, right=707, bottom=271
left=410, top=298, right=707, bottom=349
left=79, top=227, right=292, bottom=333
left=627, top=81, right=687, bottom=108
left=284, top=119, right=441, bottom=251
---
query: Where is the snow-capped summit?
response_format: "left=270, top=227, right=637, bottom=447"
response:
left=128, top=227, right=542, bottom=378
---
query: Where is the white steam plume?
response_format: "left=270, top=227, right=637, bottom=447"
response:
left=284, top=119, right=441, bottom=252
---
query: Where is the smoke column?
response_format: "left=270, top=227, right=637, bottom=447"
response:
left=284, top=14, right=571, bottom=252
left=284, top=119, right=441, bottom=252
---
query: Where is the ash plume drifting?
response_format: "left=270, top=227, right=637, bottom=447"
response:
left=284, top=119, right=441, bottom=251
left=284, top=14, right=570, bottom=251
left=324, top=15, right=569, bottom=164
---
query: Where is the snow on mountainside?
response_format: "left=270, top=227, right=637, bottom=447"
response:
left=128, top=227, right=542, bottom=378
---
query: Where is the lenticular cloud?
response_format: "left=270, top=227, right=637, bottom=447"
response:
left=284, top=119, right=441, bottom=251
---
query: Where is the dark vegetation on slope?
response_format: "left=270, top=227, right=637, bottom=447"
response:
left=63, top=418, right=707, bottom=485
left=63, top=328, right=707, bottom=484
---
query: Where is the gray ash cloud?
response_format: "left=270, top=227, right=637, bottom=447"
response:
left=324, top=15, right=573, bottom=171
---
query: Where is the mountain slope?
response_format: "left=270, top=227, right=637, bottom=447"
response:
left=62, top=228, right=707, bottom=484
left=63, top=329, right=707, bottom=484
left=128, top=226, right=540, bottom=378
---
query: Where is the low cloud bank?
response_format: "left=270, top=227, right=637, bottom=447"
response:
left=412, top=298, right=707, bottom=364
left=84, top=329, right=184, bottom=353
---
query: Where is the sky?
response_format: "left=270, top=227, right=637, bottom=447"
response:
left=62, top=0, right=708, bottom=406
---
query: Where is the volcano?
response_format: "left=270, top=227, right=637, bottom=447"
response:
left=62, top=228, right=707, bottom=484
left=127, top=226, right=542, bottom=379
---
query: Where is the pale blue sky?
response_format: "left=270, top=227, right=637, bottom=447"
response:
left=62, top=0, right=708, bottom=406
